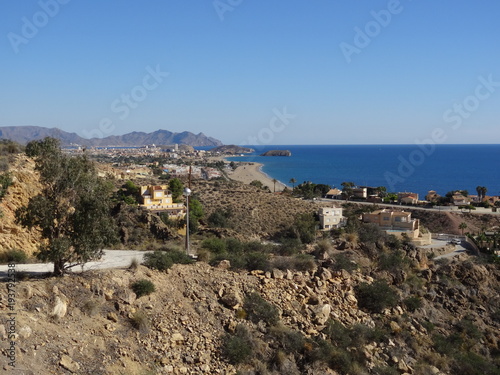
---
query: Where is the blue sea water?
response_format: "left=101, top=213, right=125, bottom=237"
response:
left=222, top=145, right=500, bottom=198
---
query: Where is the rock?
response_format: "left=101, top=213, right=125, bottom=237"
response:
left=220, top=289, right=242, bottom=309
left=118, top=290, right=136, bottom=305
left=217, top=260, right=231, bottom=270
left=313, top=304, right=331, bottom=325
left=390, top=321, right=402, bottom=333
left=107, top=312, right=119, bottom=322
left=171, top=333, right=184, bottom=343
left=0, top=325, right=6, bottom=340
left=318, top=267, right=332, bottom=281
left=18, top=285, right=33, bottom=299
left=272, top=269, right=284, bottom=279
left=51, top=296, right=67, bottom=319
left=260, top=150, right=292, bottom=157
left=19, top=326, right=32, bottom=339
left=60, top=355, right=80, bottom=373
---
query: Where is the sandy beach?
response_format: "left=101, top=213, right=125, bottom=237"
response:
left=228, top=162, right=287, bottom=192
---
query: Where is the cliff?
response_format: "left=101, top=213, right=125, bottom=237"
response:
left=260, top=149, right=292, bottom=156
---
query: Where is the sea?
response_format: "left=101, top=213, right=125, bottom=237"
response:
left=216, top=144, right=500, bottom=198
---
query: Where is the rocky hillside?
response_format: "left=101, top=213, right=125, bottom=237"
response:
left=1, top=250, right=498, bottom=374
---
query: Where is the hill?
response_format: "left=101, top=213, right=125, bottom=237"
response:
left=0, top=126, right=223, bottom=147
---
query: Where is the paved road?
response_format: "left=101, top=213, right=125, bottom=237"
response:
left=317, top=198, right=499, bottom=215
left=0, top=250, right=150, bottom=278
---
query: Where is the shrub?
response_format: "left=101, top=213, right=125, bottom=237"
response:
left=0, top=249, right=28, bottom=264
left=403, top=296, right=422, bottom=312
left=225, top=237, right=243, bottom=253
left=331, top=253, right=357, bottom=272
left=277, top=237, right=302, bottom=255
left=355, top=281, right=399, bottom=313
left=201, top=237, right=227, bottom=254
left=131, top=279, right=156, bottom=298
left=245, top=252, right=271, bottom=272
left=269, top=324, right=305, bottom=354
left=129, top=258, right=139, bottom=271
left=292, top=253, right=316, bottom=272
left=143, top=251, right=174, bottom=271
left=243, top=292, right=279, bottom=326
left=207, top=208, right=232, bottom=228
left=81, top=300, right=101, bottom=317
left=378, top=250, right=408, bottom=273
left=164, top=249, right=194, bottom=265
left=222, top=324, right=254, bottom=364
left=0, top=172, right=13, bottom=200
left=130, top=310, right=150, bottom=333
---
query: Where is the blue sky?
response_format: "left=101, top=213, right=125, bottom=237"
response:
left=1, top=1, right=499, bottom=145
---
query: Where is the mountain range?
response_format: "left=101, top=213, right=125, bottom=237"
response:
left=0, top=126, right=223, bottom=147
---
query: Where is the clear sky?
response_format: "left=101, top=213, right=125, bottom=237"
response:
left=1, top=1, right=499, bottom=145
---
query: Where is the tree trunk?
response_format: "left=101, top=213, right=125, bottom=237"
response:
left=53, top=258, right=65, bottom=276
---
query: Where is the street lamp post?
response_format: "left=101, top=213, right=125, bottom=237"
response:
left=183, top=187, right=191, bottom=255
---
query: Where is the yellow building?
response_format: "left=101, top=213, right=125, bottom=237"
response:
left=140, top=185, right=186, bottom=219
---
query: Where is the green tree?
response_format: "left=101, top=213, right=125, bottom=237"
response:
left=459, top=222, right=468, bottom=235
left=341, top=181, right=355, bottom=200
left=289, top=177, right=296, bottom=190
left=15, top=138, right=117, bottom=276
left=188, top=198, right=204, bottom=232
left=168, top=178, right=184, bottom=201
left=272, top=178, right=277, bottom=192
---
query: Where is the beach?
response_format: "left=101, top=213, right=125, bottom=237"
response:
left=228, top=162, right=287, bottom=192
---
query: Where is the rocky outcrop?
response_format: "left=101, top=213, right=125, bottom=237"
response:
left=0, top=156, right=43, bottom=255
left=260, top=149, right=291, bottom=156
left=210, top=145, right=254, bottom=154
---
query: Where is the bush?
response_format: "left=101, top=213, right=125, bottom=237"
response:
left=207, top=208, right=232, bottom=228
left=130, top=310, right=150, bottom=333
left=243, top=292, right=279, bottom=326
left=143, top=251, right=174, bottom=271
left=81, top=300, right=101, bottom=317
left=131, top=279, right=156, bottom=298
left=201, top=237, right=227, bottom=254
left=0, top=172, right=13, bottom=200
left=222, top=324, right=254, bottom=364
left=331, top=253, right=357, bottom=272
left=292, top=253, right=316, bottom=272
left=245, top=252, right=271, bottom=272
left=403, top=296, right=422, bottom=312
left=378, top=249, right=410, bottom=274
left=269, top=324, right=305, bottom=354
left=164, top=249, right=194, bottom=265
left=355, top=281, right=399, bottom=313
left=0, top=249, right=28, bottom=264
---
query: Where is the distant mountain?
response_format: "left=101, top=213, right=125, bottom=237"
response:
left=0, top=126, right=223, bottom=147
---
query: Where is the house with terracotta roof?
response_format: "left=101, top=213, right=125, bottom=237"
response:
left=398, top=192, right=419, bottom=205
left=140, top=185, right=186, bottom=219
left=325, top=188, right=342, bottom=199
